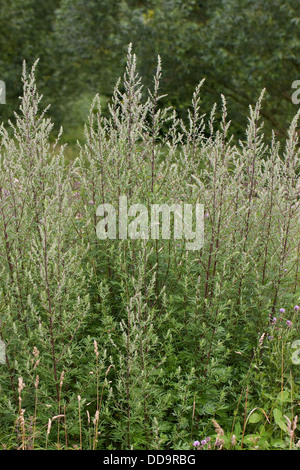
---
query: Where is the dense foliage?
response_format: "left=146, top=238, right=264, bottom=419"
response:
left=0, top=0, right=300, bottom=142
left=0, top=49, right=299, bottom=450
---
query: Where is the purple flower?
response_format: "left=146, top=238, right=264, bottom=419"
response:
left=286, top=320, right=292, bottom=327
left=294, top=305, right=300, bottom=311
left=279, top=308, right=285, bottom=314
left=201, top=439, right=207, bottom=446
left=272, top=317, right=277, bottom=324
left=193, top=441, right=200, bottom=447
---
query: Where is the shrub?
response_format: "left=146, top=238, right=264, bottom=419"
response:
left=0, top=47, right=299, bottom=450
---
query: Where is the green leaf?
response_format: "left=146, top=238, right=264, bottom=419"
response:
left=248, top=412, right=263, bottom=424
left=277, top=390, right=290, bottom=403
left=273, top=408, right=288, bottom=433
left=234, top=421, right=242, bottom=438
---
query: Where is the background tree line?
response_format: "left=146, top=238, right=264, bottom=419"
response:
left=0, top=0, right=299, bottom=144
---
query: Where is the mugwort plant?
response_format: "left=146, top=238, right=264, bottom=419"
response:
left=0, top=46, right=299, bottom=450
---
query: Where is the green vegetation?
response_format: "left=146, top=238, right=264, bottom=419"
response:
left=0, top=48, right=299, bottom=450
left=0, top=1, right=300, bottom=451
left=1, top=0, right=300, bottom=143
